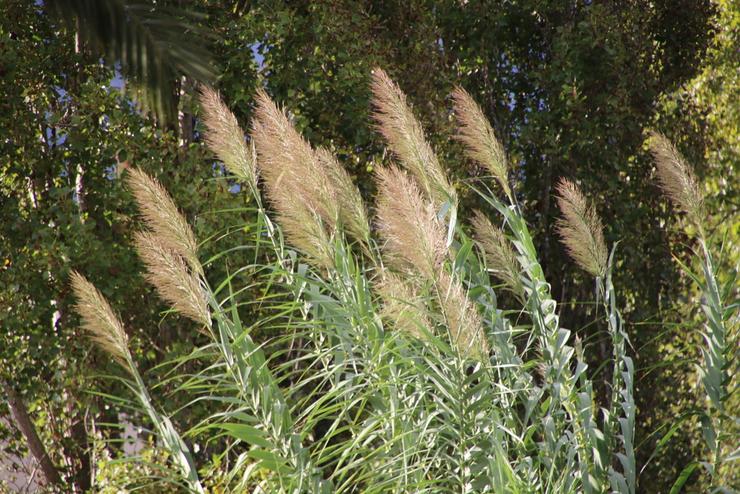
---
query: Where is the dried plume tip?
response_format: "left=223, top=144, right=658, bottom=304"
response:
left=471, top=211, right=524, bottom=299
left=452, top=87, right=512, bottom=202
left=555, top=178, right=608, bottom=278
left=70, top=271, right=132, bottom=370
left=647, top=131, right=704, bottom=227
left=375, top=165, right=446, bottom=280
left=371, top=68, right=456, bottom=208
left=126, top=168, right=201, bottom=274
left=135, top=232, right=211, bottom=329
left=199, top=85, right=257, bottom=189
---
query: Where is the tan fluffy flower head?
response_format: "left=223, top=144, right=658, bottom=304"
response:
left=647, top=131, right=704, bottom=228
left=251, top=89, right=349, bottom=267
left=199, top=85, right=257, bottom=189
left=315, top=147, right=371, bottom=249
left=377, top=273, right=431, bottom=339
left=375, top=165, right=446, bottom=280
left=70, top=271, right=132, bottom=371
left=471, top=211, right=524, bottom=299
left=555, top=178, right=608, bottom=278
left=452, top=87, right=512, bottom=202
left=438, top=271, right=489, bottom=360
left=126, top=168, right=201, bottom=274
left=371, top=68, right=456, bottom=208
left=135, top=232, right=211, bottom=329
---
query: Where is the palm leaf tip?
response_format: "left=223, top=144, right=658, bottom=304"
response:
left=70, top=271, right=132, bottom=370
left=134, top=232, right=211, bottom=329
left=198, top=85, right=257, bottom=188
left=452, top=87, right=512, bottom=201
left=646, top=131, right=704, bottom=227
left=370, top=67, right=456, bottom=207
left=555, top=178, right=608, bottom=277
left=125, top=167, right=201, bottom=274
left=471, top=211, right=524, bottom=298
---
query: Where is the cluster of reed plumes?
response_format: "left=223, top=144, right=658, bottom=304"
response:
left=71, top=71, right=736, bottom=493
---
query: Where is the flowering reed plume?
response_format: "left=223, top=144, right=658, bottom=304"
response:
left=126, top=168, right=201, bottom=274
left=452, top=87, right=512, bottom=202
left=315, top=147, right=371, bottom=248
left=377, top=273, right=430, bottom=339
left=199, top=85, right=257, bottom=190
left=438, top=271, right=489, bottom=360
left=471, top=211, right=524, bottom=299
left=376, top=166, right=488, bottom=359
left=252, top=89, right=371, bottom=265
left=135, top=232, right=211, bottom=329
left=647, top=131, right=704, bottom=228
left=70, top=271, right=132, bottom=371
left=371, top=68, right=456, bottom=208
left=555, top=178, right=608, bottom=278
left=375, top=165, right=446, bottom=279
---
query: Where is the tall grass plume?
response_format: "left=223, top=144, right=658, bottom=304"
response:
left=647, top=131, right=705, bottom=229
left=452, top=87, right=512, bottom=202
left=199, top=85, right=257, bottom=189
left=555, top=178, right=608, bottom=278
left=70, top=271, right=132, bottom=370
left=371, top=68, right=455, bottom=208
left=126, top=168, right=201, bottom=274
left=134, top=232, right=211, bottom=329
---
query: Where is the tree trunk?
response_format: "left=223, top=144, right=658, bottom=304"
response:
left=2, top=380, right=63, bottom=487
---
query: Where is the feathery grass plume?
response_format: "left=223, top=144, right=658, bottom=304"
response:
left=375, top=165, right=446, bottom=280
left=252, top=89, right=339, bottom=226
left=371, top=68, right=456, bottom=208
left=70, top=271, right=132, bottom=371
left=135, top=231, right=211, bottom=329
left=471, top=210, right=524, bottom=299
left=198, top=85, right=257, bottom=189
left=251, top=90, right=339, bottom=267
left=315, top=147, right=371, bottom=248
left=438, top=270, right=489, bottom=360
left=555, top=178, right=608, bottom=278
left=126, top=168, right=201, bottom=274
left=452, top=87, right=512, bottom=202
left=377, top=273, right=431, bottom=339
left=646, top=131, right=705, bottom=229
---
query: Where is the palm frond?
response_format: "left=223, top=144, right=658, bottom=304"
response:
left=47, top=0, right=217, bottom=125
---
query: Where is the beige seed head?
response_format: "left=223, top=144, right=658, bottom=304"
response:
left=126, top=168, right=201, bottom=274
left=199, top=85, right=257, bottom=189
left=555, top=178, right=608, bottom=278
left=315, top=147, right=371, bottom=250
left=647, top=131, right=704, bottom=228
left=371, top=68, right=456, bottom=208
left=252, top=89, right=339, bottom=225
left=377, top=272, right=431, bottom=339
left=438, top=271, right=489, bottom=360
left=471, top=211, right=524, bottom=299
left=251, top=90, right=340, bottom=266
left=70, top=271, right=132, bottom=371
left=375, top=165, right=446, bottom=280
left=135, top=232, right=211, bottom=329
left=452, top=87, right=512, bottom=202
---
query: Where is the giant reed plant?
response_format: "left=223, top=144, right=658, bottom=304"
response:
left=70, top=72, right=735, bottom=492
